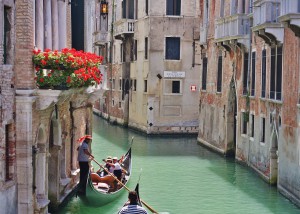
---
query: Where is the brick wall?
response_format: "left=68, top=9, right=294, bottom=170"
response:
left=15, top=0, right=35, bottom=89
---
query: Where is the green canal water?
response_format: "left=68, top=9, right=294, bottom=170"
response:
left=56, top=115, right=300, bottom=214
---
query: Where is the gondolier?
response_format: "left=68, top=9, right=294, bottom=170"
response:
left=119, top=190, right=148, bottom=214
left=77, top=135, right=94, bottom=195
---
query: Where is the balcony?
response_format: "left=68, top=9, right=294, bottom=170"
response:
left=113, top=19, right=135, bottom=40
left=278, top=0, right=300, bottom=37
left=94, top=31, right=109, bottom=46
left=252, top=0, right=284, bottom=44
left=215, top=14, right=250, bottom=49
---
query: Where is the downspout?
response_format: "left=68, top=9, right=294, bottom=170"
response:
left=108, top=0, right=115, bottom=121
left=246, top=19, right=252, bottom=165
left=70, top=102, right=74, bottom=170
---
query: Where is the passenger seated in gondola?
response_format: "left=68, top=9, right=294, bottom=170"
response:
left=97, top=156, right=113, bottom=176
left=104, top=156, right=125, bottom=181
left=90, top=172, right=116, bottom=190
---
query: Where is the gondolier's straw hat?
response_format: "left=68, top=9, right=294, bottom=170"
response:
left=77, top=135, right=92, bottom=143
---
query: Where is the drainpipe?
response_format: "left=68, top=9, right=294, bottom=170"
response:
left=246, top=19, right=253, bottom=165
left=70, top=102, right=74, bottom=170
left=108, top=0, right=115, bottom=121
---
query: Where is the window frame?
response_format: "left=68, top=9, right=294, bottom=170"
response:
left=241, top=112, right=248, bottom=135
left=217, top=54, right=223, bottom=93
left=261, top=49, right=267, bottom=98
left=166, top=0, right=181, bottom=16
left=165, top=37, right=181, bottom=60
left=202, top=56, right=208, bottom=90
left=243, top=52, right=249, bottom=95
left=163, top=79, right=182, bottom=95
left=250, top=51, right=256, bottom=96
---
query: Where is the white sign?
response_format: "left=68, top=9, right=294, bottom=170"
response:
left=164, top=71, right=185, bottom=78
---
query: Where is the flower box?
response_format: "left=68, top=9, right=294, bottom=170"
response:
left=33, top=48, right=103, bottom=89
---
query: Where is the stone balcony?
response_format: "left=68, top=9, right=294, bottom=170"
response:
left=252, top=0, right=284, bottom=44
left=215, top=14, right=250, bottom=49
left=94, top=31, right=109, bottom=46
left=113, top=19, right=135, bottom=40
left=278, top=0, right=300, bottom=37
left=35, top=87, right=101, bottom=110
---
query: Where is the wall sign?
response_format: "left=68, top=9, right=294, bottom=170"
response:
left=164, top=71, right=185, bottom=78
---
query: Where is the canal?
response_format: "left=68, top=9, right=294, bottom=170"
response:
left=56, top=115, right=300, bottom=214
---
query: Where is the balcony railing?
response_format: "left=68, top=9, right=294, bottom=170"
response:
left=279, top=0, right=300, bottom=37
left=113, top=19, right=135, bottom=39
left=281, top=0, right=300, bottom=14
left=252, top=1, right=284, bottom=43
left=94, top=31, right=109, bottom=45
left=253, top=1, right=280, bottom=26
left=215, top=14, right=250, bottom=41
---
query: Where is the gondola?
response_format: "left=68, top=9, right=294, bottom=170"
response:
left=84, top=147, right=132, bottom=206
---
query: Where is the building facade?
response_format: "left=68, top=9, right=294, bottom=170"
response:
left=0, top=0, right=17, bottom=213
left=94, top=0, right=201, bottom=134
left=198, top=0, right=300, bottom=207
left=0, top=0, right=98, bottom=213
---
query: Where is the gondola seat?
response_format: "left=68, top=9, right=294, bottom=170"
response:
left=97, top=183, right=109, bottom=193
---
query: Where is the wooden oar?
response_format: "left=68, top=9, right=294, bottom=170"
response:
left=92, top=158, right=158, bottom=213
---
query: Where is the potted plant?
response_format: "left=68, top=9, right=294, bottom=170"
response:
left=33, top=48, right=103, bottom=89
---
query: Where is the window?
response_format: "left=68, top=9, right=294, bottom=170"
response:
left=241, top=112, right=247, bottom=135
left=122, top=0, right=135, bottom=19
left=202, top=57, right=208, bottom=90
left=119, top=79, right=122, bottom=90
left=231, top=0, right=238, bottom=15
left=112, top=79, right=115, bottom=90
left=144, top=80, right=147, bottom=92
left=270, top=46, right=282, bottom=100
left=260, top=117, right=265, bottom=143
left=164, top=80, right=181, bottom=94
left=145, top=37, right=148, bottom=59
left=250, top=114, right=254, bottom=138
left=145, top=0, right=148, bottom=15
left=243, top=52, right=249, bottom=95
left=172, top=81, right=180, bottom=93
left=251, top=52, right=256, bottom=96
left=261, top=49, right=266, bottom=98
left=5, top=124, right=14, bottom=181
left=220, top=0, right=225, bottom=17
left=121, top=44, right=123, bottom=62
left=166, top=0, right=181, bottom=16
left=134, top=40, right=137, bottom=61
left=133, top=79, right=137, bottom=91
left=217, top=54, right=222, bottom=92
left=112, top=99, right=115, bottom=106
left=136, top=0, right=139, bottom=19
left=119, top=101, right=122, bottom=108
left=165, top=37, right=180, bottom=60
left=4, top=6, right=12, bottom=64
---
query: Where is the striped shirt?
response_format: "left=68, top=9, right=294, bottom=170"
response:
left=119, top=205, right=148, bottom=214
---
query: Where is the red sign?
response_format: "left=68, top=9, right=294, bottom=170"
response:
left=190, top=85, right=197, bottom=92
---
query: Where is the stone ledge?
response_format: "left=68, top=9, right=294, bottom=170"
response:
left=60, top=178, right=71, bottom=187
left=35, top=87, right=100, bottom=110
